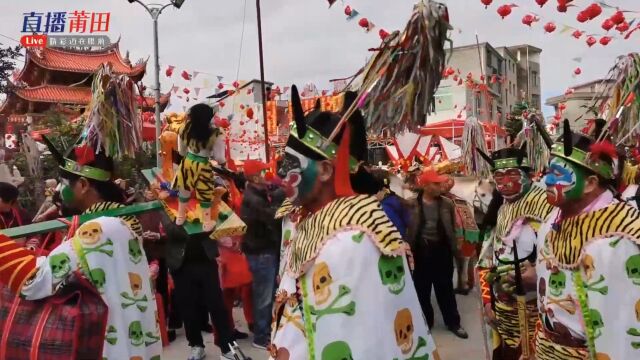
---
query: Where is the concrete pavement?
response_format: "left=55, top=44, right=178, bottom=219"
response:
left=162, top=288, right=488, bottom=359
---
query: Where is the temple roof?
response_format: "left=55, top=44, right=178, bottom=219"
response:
left=17, top=42, right=147, bottom=82
left=13, top=85, right=92, bottom=105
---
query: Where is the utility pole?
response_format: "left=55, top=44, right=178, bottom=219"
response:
left=127, top=0, right=186, bottom=167
left=256, top=0, right=270, bottom=162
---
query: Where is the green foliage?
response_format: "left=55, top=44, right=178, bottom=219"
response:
left=0, top=45, right=22, bottom=95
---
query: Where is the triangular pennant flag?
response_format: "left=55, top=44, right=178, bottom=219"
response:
left=217, top=75, right=224, bottom=82
left=193, top=71, right=200, bottom=79
left=171, top=85, right=179, bottom=94
left=328, top=0, right=337, bottom=8
left=560, top=25, right=574, bottom=34
left=597, top=1, right=616, bottom=9
left=572, top=57, right=582, bottom=63
left=347, top=9, right=359, bottom=21
left=195, top=88, right=201, bottom=97
left=183, top=106, right=187, bottom=112
left=283, top=86, right=290, bottom=94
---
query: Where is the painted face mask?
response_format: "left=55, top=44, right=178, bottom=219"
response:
left=277, top=149, right=318, bottom=203
left=494, top=168, right=530, bottom=201
left=544, top=157, right=586, bottom=206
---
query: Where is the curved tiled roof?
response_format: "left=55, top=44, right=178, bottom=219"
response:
left=14, top=85, right=92, bottom=104
left=23, top=44, right=146, bottom=78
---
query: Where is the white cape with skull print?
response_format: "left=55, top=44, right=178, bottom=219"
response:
left=21, top=216, right=161, bottom=360
left=536, top=191, right=640, bottom=359
left=270, top=227, right=438, bottom=360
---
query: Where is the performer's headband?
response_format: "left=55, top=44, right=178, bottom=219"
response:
left=550, top=143, right=614, bottom=180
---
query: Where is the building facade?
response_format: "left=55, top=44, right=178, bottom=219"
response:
left=545, top=79, right=614, bottom=131
left=428, top=42, right=542, bottom=128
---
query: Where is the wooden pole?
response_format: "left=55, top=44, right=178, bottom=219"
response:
left=256, top=0, right=270, bottom=161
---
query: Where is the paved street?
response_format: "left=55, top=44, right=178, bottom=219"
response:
left=163, top=287, right=487, bottom=359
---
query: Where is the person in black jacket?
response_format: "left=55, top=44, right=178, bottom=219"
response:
left=239, top=168, right=284, bottom=349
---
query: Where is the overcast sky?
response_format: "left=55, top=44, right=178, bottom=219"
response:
left=1, top=0, right=637, bottom=115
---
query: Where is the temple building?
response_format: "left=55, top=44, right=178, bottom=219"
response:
left=0, top=42, right=170, bottom=137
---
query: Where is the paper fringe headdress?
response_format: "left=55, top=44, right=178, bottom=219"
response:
left=461, top=116, right=491, bottom=177
left=514, top=114, right=551, bottom=174
left=356, top=0, right=452, bottom=135
left=42, top=63, right=142, bottom=182
left=588, top=53, right=640, bottom=145
left=83, top=63, right=142, bottom=159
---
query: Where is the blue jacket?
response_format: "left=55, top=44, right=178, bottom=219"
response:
left=380, top=194, right=410, bottom=238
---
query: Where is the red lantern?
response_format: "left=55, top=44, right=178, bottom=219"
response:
left=599, top=36, right=611, bottom=46
left=535, top=0, right=548, bottom=7
left=446, top=67, right=455, bottom=76
left=480, top=0, right=492, bottom=8
left=379, top=29, right=390, bottom=40
left=616, top=21, right=630, bottom=33
left=572, top=30, right=584, bottom=39
left=557, top=4, right=568, bottom=12
left=344, top=5, right=352, bottom=16
left=217, top=83, right=224, bottom=90
left=232, top=81, right=240, bottom=88
left=183, top=88, right=190, bottom=95
left=219, top=118, right=230, bottom=129
left=559, top=103, right=567, bottom=111
left=165, top=67, right=174, bottom=77
left=544, top=22, right=556, bottom=33
left=219, top=101, right=225, bottom=108
left=358, top=18, right=369, bottom=29
left=610, top=11, right=625, bottom=25
left=181, top=71, right=191, bottom=80
left=522, top=14, right=536, bottom=26
left=576, top=11, right=589, bottom=23
left=586, top=36, right=597, bottom=47
left=586, top=3, right=602, bottom=20
left=574, top=67, right=582, bottom=75
left=246, top=108, right=254, bottom=119
left=602, top=18, right=615, bottom=31
left=457, top=78, right=463, bottom=86
left=497, top=5, right=512, bottom=19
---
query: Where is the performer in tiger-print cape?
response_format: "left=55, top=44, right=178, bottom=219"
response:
left=172, top=103, right=227, bottom=231
left=268, top=85, right=438, bottom=360
left=476, top=145, right=554, bottom=360
left=532, top=119, right=640, bottom=360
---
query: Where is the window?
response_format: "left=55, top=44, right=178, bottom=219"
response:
left=532, top=71, right=538, bottom=86
left=434, top=93, right=454, bottom=111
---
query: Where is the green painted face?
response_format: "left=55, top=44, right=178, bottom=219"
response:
left=278, top=148, right=320, bottom=205
left=60, top=181, right=75, bottom=206
left=544, top=157, right=587, bottom=206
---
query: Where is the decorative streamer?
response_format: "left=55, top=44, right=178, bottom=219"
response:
left=462, top=116, right=491, bottom=177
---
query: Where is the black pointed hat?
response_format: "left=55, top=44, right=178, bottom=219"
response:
left=285, top=85, right=367, bottom=170
left=550, top=119, right=616, bottom=179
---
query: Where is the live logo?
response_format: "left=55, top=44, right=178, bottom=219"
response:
left=20, top=34, right=47, bottom=48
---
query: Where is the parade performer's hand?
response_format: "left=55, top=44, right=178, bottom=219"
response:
left=484, top=303, right=497, bottom=328
left=149, top=261, right=160, bottom=280
left=142, top=231, right=161, bottom=242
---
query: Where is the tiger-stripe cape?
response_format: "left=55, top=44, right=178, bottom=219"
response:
left=284, top=195, right=404, bottom=276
